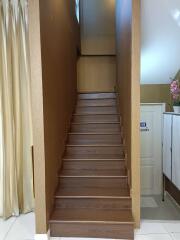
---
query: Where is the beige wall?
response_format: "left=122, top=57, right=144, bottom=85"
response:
left=78, top=0, right=116, bottom=93
left=141, top=84, right=171, bottom=105
left=77, top=56, right=116, bottom=92
left=116, top=0, right=140, bottom=227
left=80, top=0, right=116, bottom=55
left=29, top=0, right=79, bottom=234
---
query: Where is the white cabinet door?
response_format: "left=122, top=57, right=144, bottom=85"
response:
left=172, top=115, right=180, bottom=190
left=163, top=114, right=172, bottom=180
left=141, top=105, right=164, bottom=195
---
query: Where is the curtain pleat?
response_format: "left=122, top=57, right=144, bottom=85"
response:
left=0, top=0, right=34, bottom=218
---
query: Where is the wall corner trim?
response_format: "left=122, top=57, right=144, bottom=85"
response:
left=35, top=230, right=50, bottom=240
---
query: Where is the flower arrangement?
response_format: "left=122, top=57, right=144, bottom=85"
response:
left=170, top=78, right=180, bottom=106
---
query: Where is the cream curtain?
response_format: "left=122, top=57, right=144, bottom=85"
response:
left=0, top=0, right=34, bottom=218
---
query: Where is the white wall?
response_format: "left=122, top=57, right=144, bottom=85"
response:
left=141, top=0, right=180, bottom=84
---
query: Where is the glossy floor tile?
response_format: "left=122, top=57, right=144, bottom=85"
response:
left=5, top=212, right=35, bottom=240
left=141, top=195, right=180, bottom=220
left=0, top=217, right=16, bottom=240
left=171, top=233, right=180, bottom=240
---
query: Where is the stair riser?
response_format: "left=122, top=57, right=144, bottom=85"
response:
left=71, top=124, right=121, bottom=133
left=75, top=106, right=117, bottom=114
left=65, top=146, right=125, bottom=157
left=61, top=169, right=127, bottom=176
left=59, top=177, right=128, bottom=188
left=78, top=93, right=116, bottom=100
left=72, top=114, right=120, bottom=123
left=54, top=198, right=132, bottom=210
left=68, top=134, right=123, bottom=145
left=63, top=161, right=126, bottom=170
left=50, top=222, right=134, bottom=239
left=77, top=99, right=116, bottom=107
left=56, top=187, right=130, bottom=197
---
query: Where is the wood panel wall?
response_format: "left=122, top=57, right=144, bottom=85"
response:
left=29, top=0, right=79, bottom=234
left=116, top=0, right=140, bottom=227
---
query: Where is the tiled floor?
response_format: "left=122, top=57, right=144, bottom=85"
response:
left=141, top=195, right=180, bottom=220
left=1, top=213, right=180, bottom=240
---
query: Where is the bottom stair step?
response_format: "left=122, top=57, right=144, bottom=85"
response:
left=50, top=209, right=134, bottom=239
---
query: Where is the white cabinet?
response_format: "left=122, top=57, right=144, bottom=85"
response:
left=163, top=113, right=180, bottom=190
left=163, top=114, right=172, bottom=180
left=172, top=115, right=180, bottom=190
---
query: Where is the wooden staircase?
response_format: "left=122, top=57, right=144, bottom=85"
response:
left=49, top=92, right=134, bottom=239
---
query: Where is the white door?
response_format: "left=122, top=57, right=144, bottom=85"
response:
left=140, top=104, right=165, bottom=195
left=172, top=115, right=180, bottom=190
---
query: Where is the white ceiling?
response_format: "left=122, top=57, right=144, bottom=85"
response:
left=141, top=0, right=180, bottom=84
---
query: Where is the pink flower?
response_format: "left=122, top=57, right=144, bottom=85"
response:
left=170, top=79, right=180, bottom=102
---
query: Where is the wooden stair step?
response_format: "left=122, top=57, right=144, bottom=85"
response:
left=78, top=92, right=116, bottom=100
left=56, top=186, right=130, bottom=197
left=60, top=169, right=127, bottom=176
left=64, top=153, right=125, bottom=159
left=72, top=114, right=120, bottom=123
left=50, top=92, right=134, bottom=239
left=50, top=208, right=133, bottom=222
left=65, top=145, right=125, bottom=156
left=75, top=106, right=117, bottom=114
left=77, top=99, right=116, bottom=107
left=71, top=123, right=121, bottom=133
left=67, top=133, right=123, bottom=145
left=64, top=147, right=125, bottom=159
left=59, top=176, right=128, bottom=188
left=62, top=159, right=126, bottom=170
left=50, top=209, right=134, bottom=239
left=54, top=197, right=132, bottom=210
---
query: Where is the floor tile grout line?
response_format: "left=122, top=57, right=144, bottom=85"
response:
left=3, top=217, right=18, bottom=240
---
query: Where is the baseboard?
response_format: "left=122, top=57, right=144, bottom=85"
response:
left=35, top=230, right=50, bottom=240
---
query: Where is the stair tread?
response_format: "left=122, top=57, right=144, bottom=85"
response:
left=56, top=187, right=130, bottom=197
left=50, top=208, right=133, bottom=223
left=66, top=144, right=125, bottom=147
left=71, top=122, right=120, bottom=124
left=60, top=169, right=127, bottom=176
left=63, top=158, right=126, bottom=161
left=64, top=154, right=125, bottom=158
left=68, top=132, right=122, bottom=135
left=50, top=92, right=133, bottom=238
left=73, top=113, right=119, bottom=116
left=78, top=93, right=116, bottom=100
left=77, top=99, right=116, bottom=107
